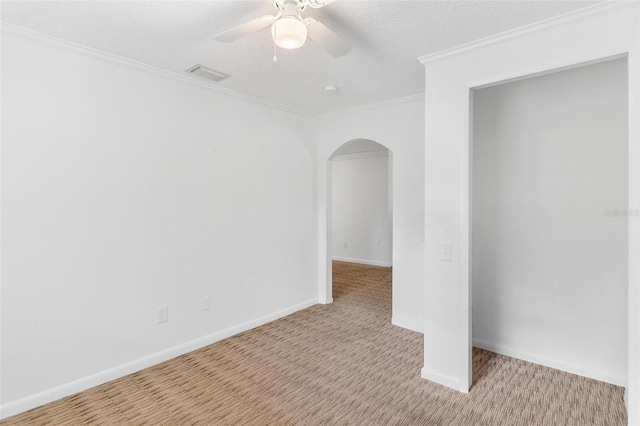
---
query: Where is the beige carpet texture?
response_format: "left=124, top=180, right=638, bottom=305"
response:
left=1, top=261, right=627, bottom=425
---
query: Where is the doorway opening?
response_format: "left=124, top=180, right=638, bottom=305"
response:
left=470, top=57, right=629, bottom=388
left=327, top=139, right=393, bottom=315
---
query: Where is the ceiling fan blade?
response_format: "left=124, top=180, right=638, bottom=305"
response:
left=214, top=15, right=275, bottom=43
left=305, top=18, right=351, bottom=57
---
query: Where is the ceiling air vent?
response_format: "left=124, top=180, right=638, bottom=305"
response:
left=186, top=65, right=230, bottom=82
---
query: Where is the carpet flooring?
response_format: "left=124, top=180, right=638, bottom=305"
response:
left=1, top=261, right=627, bottom=425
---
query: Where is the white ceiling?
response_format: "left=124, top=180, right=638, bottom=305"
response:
left=1, top=0, right=599, bottom=115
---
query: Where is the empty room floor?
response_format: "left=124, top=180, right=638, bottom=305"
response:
left=1, top=261, right=626, bottom=425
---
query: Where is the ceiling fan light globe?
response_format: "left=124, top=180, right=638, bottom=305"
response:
left=272, top=17, right=307, bottom=49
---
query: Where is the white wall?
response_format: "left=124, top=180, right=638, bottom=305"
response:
left=419, top=3, right=639, bottom=422
left=317, top=97, right=425, bottom=332
left=1, top=29, right=318, bottom=415
left=472, top=58, right=628, bottom=385
left=332, top=151, right=391, bottom=267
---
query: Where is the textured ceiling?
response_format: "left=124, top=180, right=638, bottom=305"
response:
left=1, top=0, right=599, bottom=114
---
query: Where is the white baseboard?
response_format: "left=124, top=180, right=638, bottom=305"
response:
left=319, top=297, right=333, bottom=304
left=624, top=387, right=628, bottom=412
left=421, top=367, right=469, bottom=393
left=332, top=256, right=392, bottom=267
left=473, top=338, right=627, bottom=387
left=0, top=298, right=318, bottom=420
left=392, top=316, right=424, bottom=334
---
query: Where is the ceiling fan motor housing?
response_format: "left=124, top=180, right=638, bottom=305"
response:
left=274, top=0, right=306, bottom=13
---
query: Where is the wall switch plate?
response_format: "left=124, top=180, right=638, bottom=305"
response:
left=202, top=296, right=211, bottom=311
left=157, top=305, right=168, bottom=324
left=439, top=242, right=453, bottom=262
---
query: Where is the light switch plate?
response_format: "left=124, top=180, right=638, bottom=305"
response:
left=439, top=242, right=452, bottom=262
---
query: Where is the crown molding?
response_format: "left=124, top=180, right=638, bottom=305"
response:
left=418, top=1, right=637, bottom=66
left=0, top=23, right=317, bottom=119
left=318, top=93, right=425, bottom=120
left=1, top=22, right=425, bottom=121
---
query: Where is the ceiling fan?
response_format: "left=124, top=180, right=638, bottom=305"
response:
left=214, top=0, right=351, bottom=59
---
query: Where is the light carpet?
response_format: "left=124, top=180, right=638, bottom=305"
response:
left=1, top=261, right=627, bottom=425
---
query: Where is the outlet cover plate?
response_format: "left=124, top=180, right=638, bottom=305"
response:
left=157, top=305, right=168, bottom=323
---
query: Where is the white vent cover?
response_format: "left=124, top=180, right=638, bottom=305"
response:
left=186, top=65, right=230, bottom=82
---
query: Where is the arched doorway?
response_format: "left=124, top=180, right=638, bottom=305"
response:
left=325, top=139, right=393, bottom=308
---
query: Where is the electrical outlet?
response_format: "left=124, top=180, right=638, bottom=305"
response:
left=343, top=242, right=348, bottom=249
left=157, top=305, right=168, bottom=324
left=202, top=296, right=211, bottom=311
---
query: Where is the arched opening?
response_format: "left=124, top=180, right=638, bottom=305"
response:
left=326, top=138, right=393, bottom=315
